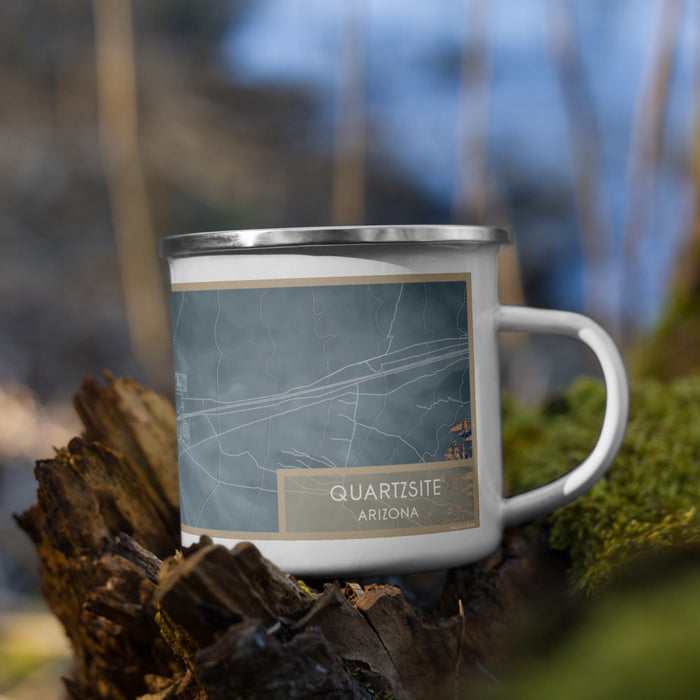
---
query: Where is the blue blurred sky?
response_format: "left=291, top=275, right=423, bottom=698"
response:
left=224, top=0, right=699, bottom=327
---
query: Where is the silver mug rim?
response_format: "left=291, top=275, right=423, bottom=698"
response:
left=159, top=224, right=512, bottom=258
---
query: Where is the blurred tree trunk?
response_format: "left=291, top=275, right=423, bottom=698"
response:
left=453, top=0, right=491, bottom=225
left=620, top=0, right=684, bottom=343
left=632, top=53, right=700, bottom=380
left=547, top=0, right=613, bottom=330
left=453, top=0, right=524, bottom=310
left=332, top=0, right=367, bottom=225
left=93, top=0, right=170, bottom=390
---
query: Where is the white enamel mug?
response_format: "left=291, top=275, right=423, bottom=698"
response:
left=160, top=226, right=629, bottom=576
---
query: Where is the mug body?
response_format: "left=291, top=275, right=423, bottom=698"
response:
left=161, top=226, right=511, bottom=576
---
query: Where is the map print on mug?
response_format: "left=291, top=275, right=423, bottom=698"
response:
left=171, top=274, right=479, bottom=540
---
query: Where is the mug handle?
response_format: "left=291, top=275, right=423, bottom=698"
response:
left=497, top=305, right=629, bottom=525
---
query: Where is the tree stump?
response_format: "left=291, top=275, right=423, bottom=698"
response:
left=16, top=373, right=566, bottom=699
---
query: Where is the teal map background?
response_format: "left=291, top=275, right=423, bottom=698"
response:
left=172, top=278, right=473, bottom=533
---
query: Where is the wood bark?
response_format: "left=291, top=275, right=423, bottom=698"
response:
left=16, top=372, right=566, bottom=699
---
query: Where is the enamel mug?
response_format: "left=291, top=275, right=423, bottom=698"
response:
left=160, top=226, right=629, bottom=576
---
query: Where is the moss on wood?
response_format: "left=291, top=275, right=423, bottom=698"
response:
left=503, top=376, right=700, bottom=593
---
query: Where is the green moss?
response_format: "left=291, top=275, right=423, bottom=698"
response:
left=503, top=376, right=700, bottom=593
left=482, top=563, right=700, bottom=700
left=632, top=282, right=700, bottom=381
left=287, top=576, right=318, bottom=599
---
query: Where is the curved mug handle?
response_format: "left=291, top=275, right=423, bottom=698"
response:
left=497, top=306, right=630, bottom=525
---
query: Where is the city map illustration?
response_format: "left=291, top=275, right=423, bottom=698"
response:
left=172, top=275, right=477, bottom=536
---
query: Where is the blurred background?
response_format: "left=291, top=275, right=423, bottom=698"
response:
left=0, top=0, right=698, bottom=695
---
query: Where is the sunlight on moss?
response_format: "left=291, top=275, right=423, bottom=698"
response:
left=503, top=376, right=700, bottom=593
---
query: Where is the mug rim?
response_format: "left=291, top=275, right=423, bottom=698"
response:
left=159, top=224, right=512, bottom=259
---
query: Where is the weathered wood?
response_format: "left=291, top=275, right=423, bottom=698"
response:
left=16, top=374, right=567, bottom=699
left=111, top=532, right=163, bottom=583
left=15, top=373, right=184, bottom=700
left=73, top=371, right=180, bottom=529
left=155, top=541, right=316, bottom=648
left=197, top=620, right=360, bottom=699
